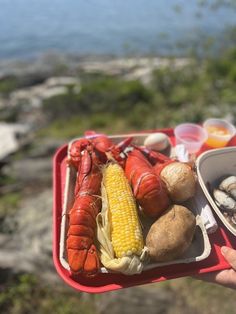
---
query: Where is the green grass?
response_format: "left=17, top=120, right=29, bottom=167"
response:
left=0, top=77, right=20, bottom=95
left=37, top=113, right=135, bottom=140
left=1, top=274, right=236, bottom=314
left=0, top=192, right=21, bottom=228
left=144, top=277, right=236, bottom=314
left=0, top=174, right=21, bottom=232
left=0, top=274, right=96, bottom=314
left=171, top=277, right=236, bottom=314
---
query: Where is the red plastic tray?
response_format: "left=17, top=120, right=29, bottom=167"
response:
left=53, top=128, right=236, bottom=293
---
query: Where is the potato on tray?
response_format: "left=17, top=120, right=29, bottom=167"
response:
left=61, top=131, right=210, bottom=277
left=145, top=205, right=196, bottom=262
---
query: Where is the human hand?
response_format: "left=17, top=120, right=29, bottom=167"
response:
left=194, top=246, right=236, bottom=290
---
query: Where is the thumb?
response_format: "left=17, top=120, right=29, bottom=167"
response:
left=221, top=246, right=236, bottom=270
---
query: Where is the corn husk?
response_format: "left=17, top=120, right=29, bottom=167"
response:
left=96, top=179, right=148, bottom=275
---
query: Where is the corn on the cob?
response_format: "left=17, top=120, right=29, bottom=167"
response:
left=102, top=162, right=144, bottom=258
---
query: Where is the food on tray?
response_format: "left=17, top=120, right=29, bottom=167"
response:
left=96, top=161, right=148, bottom=275
left=145, top=205, right=196, bottom=262
left=212, top=175, right=236, bottom=228
left=155, top=161, right=197, bottom=203
left=65, top=131, right=198, bottom=276
left=102, top=162, right=144, bottom=257
left=125, top=149, right=170, bottom=218
left=137, top=147, right=196, bottom=203
left=66, top=135, right=133, bottom=277
left=66, top=138, right=105, bottom=277
left=144, top=132, right=170, bottom=151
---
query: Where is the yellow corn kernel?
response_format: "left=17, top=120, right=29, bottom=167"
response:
left=103, top=163, right=143, bottom=258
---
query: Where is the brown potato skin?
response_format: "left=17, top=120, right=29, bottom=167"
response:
left=145, top=205, right=196, bottom=262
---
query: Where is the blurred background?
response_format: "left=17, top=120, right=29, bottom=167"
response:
left=0, top=0, right=236, bottom=313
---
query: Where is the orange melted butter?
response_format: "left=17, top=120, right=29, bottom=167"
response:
left=206, top=125, right=231, bottom=147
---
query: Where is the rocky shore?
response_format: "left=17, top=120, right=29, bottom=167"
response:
left=0, top=53, right=190, bottom=160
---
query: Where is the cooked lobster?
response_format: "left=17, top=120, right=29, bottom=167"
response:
left=67, top=141, right=104, bottom=276
left=125, top=148, right=170, bottom=218
left=66, top=134, right=132, bottom=276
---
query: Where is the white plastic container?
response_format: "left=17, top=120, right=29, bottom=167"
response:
left=174, top=123, right=208, bottom=154
left=196, top=146, right=236, bottom=236
left=60, top=133, right=212, bottom=273
left=203, top=118, right=236, bottom=148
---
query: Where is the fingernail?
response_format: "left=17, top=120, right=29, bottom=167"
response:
left=221, top=246, right=228, bottom=255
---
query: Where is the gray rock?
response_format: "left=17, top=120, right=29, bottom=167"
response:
left=40, top=86, right=68, bottom=99
left=8, top=76, right=81, bottom=111
left=0, top=189, right=58, bottom=282
left=0, top=122, right=30, bottom=161
left=4, top=157, right=52, bottom=185
left=0, top=97, right=7, bottom=109
left=27, top=137, right=65, bottom=158
left=45, top=76, right=80, bottom=87
left=95, top=286, right=171, bottom=314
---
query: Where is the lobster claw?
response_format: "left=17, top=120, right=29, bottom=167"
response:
left=68, top=138, right=91, bottom=167
left=133, top=145, right=172, bottom=165
left=125, top=149, right=170, bottom=218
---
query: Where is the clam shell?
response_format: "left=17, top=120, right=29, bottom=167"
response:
left=144, top=132, right=170, bottom=151
left=213, top=188, right=236, bottom=213
left=232, top=216, right=236, bottom=225
left=219, top=176, right=236, bottom=200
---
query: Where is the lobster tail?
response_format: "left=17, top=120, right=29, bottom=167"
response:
left=67, top=243, right=100, bottom=276
left=67, top=194, right=101, bottom=276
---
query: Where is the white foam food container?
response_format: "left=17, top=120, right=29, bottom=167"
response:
left=196, top=146, right=236, bottom=236
left=60, top=133, right=211, bottom=273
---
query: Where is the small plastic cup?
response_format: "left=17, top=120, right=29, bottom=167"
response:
left=174, top=123, right=208, bottom=154
left=203, top=118, right=236, bottom=148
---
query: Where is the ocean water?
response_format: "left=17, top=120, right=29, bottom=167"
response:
left=0, top=0, right=236, bottom=59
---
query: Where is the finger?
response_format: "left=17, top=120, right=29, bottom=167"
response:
left=214, top=269, right=236, bottom=289
left=221, top=246, right=236, bottom=270
left=193, top=270, right=236, bottom=289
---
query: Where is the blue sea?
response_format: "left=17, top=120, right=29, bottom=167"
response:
left=0, top=0, right=236, bottom=59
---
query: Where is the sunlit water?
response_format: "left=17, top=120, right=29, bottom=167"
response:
left=0, top=0, right=235, bottom=59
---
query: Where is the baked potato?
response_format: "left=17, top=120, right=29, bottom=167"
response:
left=145, top=204, right=196, bottom=262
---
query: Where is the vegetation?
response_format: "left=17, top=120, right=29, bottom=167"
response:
left=1, top=273, right=236, bottom=314
left=0, top=77, right=20, bottom=95
left=0, top=273, right=96, bottom=314
left=39, top=48, right=236, bottom=140
left=0, top=191, right=21, bottom=233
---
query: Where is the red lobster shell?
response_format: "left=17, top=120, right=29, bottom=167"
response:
left=66, top=134, right=133, bottom=276
left=125, top=149, right=170, bottom=218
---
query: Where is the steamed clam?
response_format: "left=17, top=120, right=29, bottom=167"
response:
left=213, top=175, right=236, bottom=227
left=219, top=175, right=236, bottom=200
left=213, top=189, right=236, bottom=213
